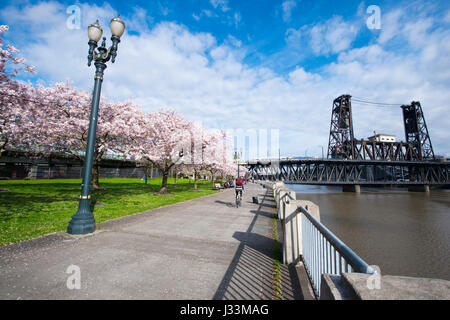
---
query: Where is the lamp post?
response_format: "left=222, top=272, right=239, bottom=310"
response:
left=67, top=16, right=125, bottom=235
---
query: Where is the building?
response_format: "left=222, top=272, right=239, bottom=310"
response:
left=367, top=133, right=397, bottom=143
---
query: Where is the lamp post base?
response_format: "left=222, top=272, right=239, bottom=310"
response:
left=67, top=199, right=96, bottom=235
left=67, top=218, right=96, bottom=235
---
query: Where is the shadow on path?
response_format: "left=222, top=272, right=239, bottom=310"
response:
left=213, top=188, right=304, bottom=300
left=215, top=200, right=236, bottom=208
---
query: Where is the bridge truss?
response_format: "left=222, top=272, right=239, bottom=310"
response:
left=247, top=159, right=450, bottom=185
left=327, top=95, right=436, bottom=161
left=248, top=95, right=449, bottom=186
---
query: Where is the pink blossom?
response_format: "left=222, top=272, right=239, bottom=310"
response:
left=6, top=45, right=18, bottom=54
left=0, top=25, right=9, bottom=34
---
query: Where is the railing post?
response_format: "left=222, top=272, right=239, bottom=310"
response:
left=297, top=201, right=321, bottom=221
left=272, top=182, right=285, bottom=217
left=282, top=200, right=299, bottom=264
left=279, top=188, right=289, bottom=219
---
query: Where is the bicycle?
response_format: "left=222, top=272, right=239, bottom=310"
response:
left=235, top=187, right=243, bottom=207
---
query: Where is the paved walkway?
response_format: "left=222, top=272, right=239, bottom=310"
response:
left=0, top=183, right=305, bottom=300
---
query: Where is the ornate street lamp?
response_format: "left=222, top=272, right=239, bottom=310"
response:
left=67, top=15, right=125, bottom=235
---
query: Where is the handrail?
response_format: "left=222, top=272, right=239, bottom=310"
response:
left=280, top=191, right=295, bottom=202
left=298, top=205, right=375, bottom=297
left=299, top=206, right=375, bottom=274
left=270, top=182, right=376, bottom=298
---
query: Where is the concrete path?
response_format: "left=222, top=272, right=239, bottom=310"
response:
left=0, top=183, right=305, bottom=300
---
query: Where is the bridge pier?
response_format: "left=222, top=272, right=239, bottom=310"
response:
left=342, top=185, right=360, bottom=193
left=408, top=185, right=430, bottom=193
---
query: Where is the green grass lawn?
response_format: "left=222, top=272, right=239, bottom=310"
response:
left=0, top=178, right=219, bottom=246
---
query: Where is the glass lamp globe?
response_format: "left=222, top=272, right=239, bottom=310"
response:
left=110, top=15, right=125, bottom=37
left=88, top=20, right=103, bottom=42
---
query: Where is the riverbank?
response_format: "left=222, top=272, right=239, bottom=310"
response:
left=0, top=178, right=219, bottom=246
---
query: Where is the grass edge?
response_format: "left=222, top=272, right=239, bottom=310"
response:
left=272, top=207, right=283, bottom=300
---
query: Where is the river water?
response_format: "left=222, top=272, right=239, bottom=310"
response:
left=289, top=184, right=450, bottom=281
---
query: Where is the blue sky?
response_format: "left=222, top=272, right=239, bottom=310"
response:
left=1, top=0, right=450, bottom=158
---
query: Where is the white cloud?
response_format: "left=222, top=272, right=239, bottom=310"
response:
left=284, top=15, right=360, bottom=57
left=210, top=0, right=230, bottom=12
left=445, top=9, right=450, bottom=23
left=194, top=1, right=240, bottom=29
left=0, top=1, right=64, bottom=25
left=289, top=67, right=322, bottom=84
left=159, top=4, right=169, bottom=16
left=233, top=12, right=241, bottom=29
left=202, top=9, right=215, bottom=18
left=282, top=0, right=297, bottom=22
left=225, top=35, right=242, bottom=48
left=125, top=6, right=154, bottom=34
left=309, top=16, right=359, bottom=55
left=2, top=1, right=450, bottom=157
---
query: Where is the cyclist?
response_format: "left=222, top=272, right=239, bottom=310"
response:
left=235, top=176, right=244, bottom=202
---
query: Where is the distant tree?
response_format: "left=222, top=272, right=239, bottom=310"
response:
left=202, top=129, right=226, bottom=188
left=179, top=123, right=209, bottom=190
left=129, top=110, right=191, bottom=193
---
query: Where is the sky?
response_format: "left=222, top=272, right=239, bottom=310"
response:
left=1, top=0, right=450, bottom=159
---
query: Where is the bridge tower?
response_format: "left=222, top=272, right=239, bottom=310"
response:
left=401, top=101, right=435, bottom=160
left=327, top=95, right=355, bottom=159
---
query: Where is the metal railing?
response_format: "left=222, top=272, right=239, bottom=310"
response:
left=299, top=206, right=375, bottom=298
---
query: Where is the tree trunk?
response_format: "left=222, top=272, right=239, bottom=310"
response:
left=211, top=172, right=215, bottom=188
left=150, top=163, right=154, bottom=180
left=159, top=170, right=169, bottom=193
left=144, top=166, right=149, bottom=185
left=91, top=160, right=101, bottom=190
left=174, top=171, right=177, bottom=184
left=0, top=140, right=7, bottom=160
left=194, top=171, right=198, bottom=190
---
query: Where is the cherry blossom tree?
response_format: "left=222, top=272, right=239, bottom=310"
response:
left=31, top=82, right=144, bottom=189
left=1, top=25, right=147, bottom=188
left=178, top=124, right=237, bottom=190
left=129, top=109, right=192, bottom=193
left=178, top=123, right=210, bottom=190
left=1, top=25, right=237, bottom=191
left=0, top=25, right=36, bottom=158
left=201, top=129, right=227, bottom=187
left=178, top=126, right=241, bottom=188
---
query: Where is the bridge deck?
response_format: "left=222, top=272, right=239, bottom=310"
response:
left=248, top=159, right=450, bottom=186
left=0, top=183, right=307, bottom=300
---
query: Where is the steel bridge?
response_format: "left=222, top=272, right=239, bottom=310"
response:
left=246, top=95, right=450, bottom=189
left=247, top=159, right=450, bottom=186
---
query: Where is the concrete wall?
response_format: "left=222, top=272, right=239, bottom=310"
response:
left=270, top=181, right=320, bottom=265
left=320, top=272, right=450, bottom=300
